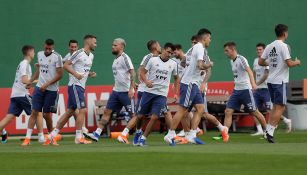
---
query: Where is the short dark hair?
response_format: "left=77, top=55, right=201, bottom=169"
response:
left=147, top=40, right=158, bottom=51
left=84, top=34, right=96, bottom=40
left=197, top=28, right=211, bottom=38
left=174, top=44, right=182, bottom=50
left=256, top=43, right=266, bottom=49
left=164, top=42, right=175, bottom=51
left=22, top=45, right=34, bottom=55
left=45, top=39, right=54, bottom=45
left=275, top=24, right=288, bottom=37
left=69, top=39, right=78, bottom=46
left=224, top=42, right=236, bottom=48
left=191, top=35, right=198, bottom=41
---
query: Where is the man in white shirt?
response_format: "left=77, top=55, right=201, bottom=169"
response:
left=258, top=24, right=301, bottom=143
left=84, top=38, right=136, bottom=144
left=223, top=42, right=267, bottom=143
left=164, top=28, right=214, bottom=145
left=22, top=39, right=64, bottom=146
left=46, top=35, right=97, bottom=145
left=0, top=45, right=36, bottom=143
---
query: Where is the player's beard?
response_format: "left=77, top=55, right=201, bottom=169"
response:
left=112, top=51, right=118, bottom=55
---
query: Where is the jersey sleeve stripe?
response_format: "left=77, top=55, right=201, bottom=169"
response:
left=123, top=54, right=132, bottom=70
left=70, top=49, right=83, bottom=62
left=141, top=54, right=152, bottom=67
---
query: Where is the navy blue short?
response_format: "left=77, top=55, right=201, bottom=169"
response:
left=68, top=85, right=86, bottom=109
left=253, top=88, right=271, bottom=111
left=8, top=95, right=32, bottom=116
left=32, top=86, right=59, bottom=113
left=106, top=90, right=135, bottom=114
left=226, top=89, right=256, bottom=113
left=179, top=83, right=204, bottom=111
left=201, top=93, right=209, bottom=113
left=268, top=83, right=288, bottom=105
left=137, top=92, right=167, bottom=117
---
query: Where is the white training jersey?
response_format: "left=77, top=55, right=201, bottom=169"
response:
left=37, top=51, right=63, bottom=91
left=261, top=40, right=291, bottom=84
left=67, top=48, right=94, bottom=89
left=63, top=52, right=76, bottom=62
left=112, top=52, right=134, bottom=92
left=171, top=57, right=184, bottom=78
left=138, top=53, right=154, bottom=92
left=200, top=48, right=210, bottom=80
left=231, top=54, right=252, bottom=90
left=11, top=59, right=32, bottom=98
left=253, top=58, right=269, bottom=89
left=144, top=56, right=178, bottom=97
left=181, top=42, right=205, bottom=87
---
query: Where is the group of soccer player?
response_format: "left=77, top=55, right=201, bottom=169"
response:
left=0, top=23, right=301, bottom=146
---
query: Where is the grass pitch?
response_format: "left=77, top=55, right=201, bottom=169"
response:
left=0, top=131, right=306, bottom=175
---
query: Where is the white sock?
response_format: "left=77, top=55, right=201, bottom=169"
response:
left=121, top=128, right=129, bottom=136
left=76, top=130, right=82, bottom=139
left=168, top=129, right=176, bottom=137
left=256, top=124, right=263, bottom=133
left=190, top=129, right=197, bottom=138
left=141, top=135, right=146, bottom=140
left=266, top=124, right=276, bottom=136
left=25, top=129, right=33, bottom=139
left=216, top=123, right=224, bottom=132
left=51, top=128, right=60, bottom=138
left=136, top=129, right=143, bottom=133
left=95, top=128, right=103, bottom=135
left=196, top=127, right=201, bottom=133
left=282, top=116, right=291, bottom=124
left=38, top=132, right=44, bottom=138
left=2, top=129, right=7, bottom=135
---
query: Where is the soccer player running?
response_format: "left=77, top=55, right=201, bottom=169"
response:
left=22, top=39, right=63, bottom=146
left=136, top=43, right=179, bottom=146
left=251, top=43, right=292, bottom=136
left=0, top=45, right=36, bottom=143
left=164, top=28, right=214, bottom=145
left=223, top=42, right=267, bottom=143
left=46, top=35, right=97, bottom=145
left=62, top=39, right=89, bottom=134
left=84, top=38, right=136, bottom=143
left=258, top=24, right=301, bottom=143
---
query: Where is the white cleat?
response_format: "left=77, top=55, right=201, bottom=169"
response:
left=250, top=131, right=264, bottom=136
left=177, top=130, right=185, bottom=137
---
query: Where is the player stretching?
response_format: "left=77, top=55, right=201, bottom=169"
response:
left=223, top=42, right=267, bottom=143
left=22, top=39, right=63, bottom=146
left=259, top=24, right=300, bottom=143
left=0, top=45, right=36, bottom=143
left=46, top=35, right=97, bottom=145
left=251, top=43, right=292, bottom=136
left=63, top=39, right=89, bottom=134
left=164, top=28, right=213, bottom=145
left=136, top=43, right=179, bottom=146
left=84, top=38, right=136, bottom=143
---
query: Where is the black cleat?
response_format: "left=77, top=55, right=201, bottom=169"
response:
left=265, top=132, right=275, bottom=143
left=1, top=133, right=8, bottom=143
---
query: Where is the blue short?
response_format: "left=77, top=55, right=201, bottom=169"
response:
left=8, top=95, right=32, bottom=116
left=106, top=90, right=135, bottom=114
left=68, top=85, right=86, bottom=109
left=226, top=89, right=256, bottom=113
left=179, top=83, right=204, bottom=111
left=32, top=86, right=59, bottom=113
left=268, top=83, right=288, bottom=105
left=254, top=88, right=271, bottom=111
left=137, top=92, right=167, bottom=117
left=201, top=93, right=209, bottom=113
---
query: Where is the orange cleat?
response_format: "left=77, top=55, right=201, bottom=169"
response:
left=177, top=137, right=189, bottom=144
left=117, top=134, right=130, bottom=144
left=55, top=134, right=62, bottom=141
left=21, top=138, right=31, bottom=146
left=75, top=137, right=92, bottom=144
left=43, top=136, right=59, bottom=146
left=221, top=127, right=229, bottom=143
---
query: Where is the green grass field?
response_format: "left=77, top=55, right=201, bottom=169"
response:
left=0, top=131, right=307, bottom=175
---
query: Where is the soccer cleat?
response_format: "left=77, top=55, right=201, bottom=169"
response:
left=212, top=136, right=222, bottom=141
left=21, top=138, right=31, bottom=146
left=177, top=130, right=185, bottom=137
left=265, top=132, right=275, bottom=143
left=221, top=127, right=229, bottom=143
left=285, top=119, right=292, bottom=133
left=188, top=137, right=205, bottom=145
left=83, top=132, right=99, bottom=142
left=177, top=137, right=189, bottom=144
left=1, top=133, right=8, bottom=143
left=174, top=135, right=185, bottom=143
left=75, top=137, right=92, bottom=144
left=133, top=131, right=143, bottom=146
left=43, top=136, right=59, bottom=146
left=117, top=134, right=130, bottom=144
left=250, top=131, right=264, bottom=136
left=164, top=135, right=176, bottom=146
left=197, top=129, right=204, bottom=136
left=139, top=138, right=146, bottom=147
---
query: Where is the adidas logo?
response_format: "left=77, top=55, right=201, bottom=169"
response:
left=269, top=47, right=278, bottom=57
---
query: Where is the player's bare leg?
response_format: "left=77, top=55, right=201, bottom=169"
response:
left=265, top=104, right=285, bottom=143
left=74, top=108, right=91, bottom=144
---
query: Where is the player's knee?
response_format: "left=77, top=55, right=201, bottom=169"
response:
left=151, top=115, right=159, bottom=121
